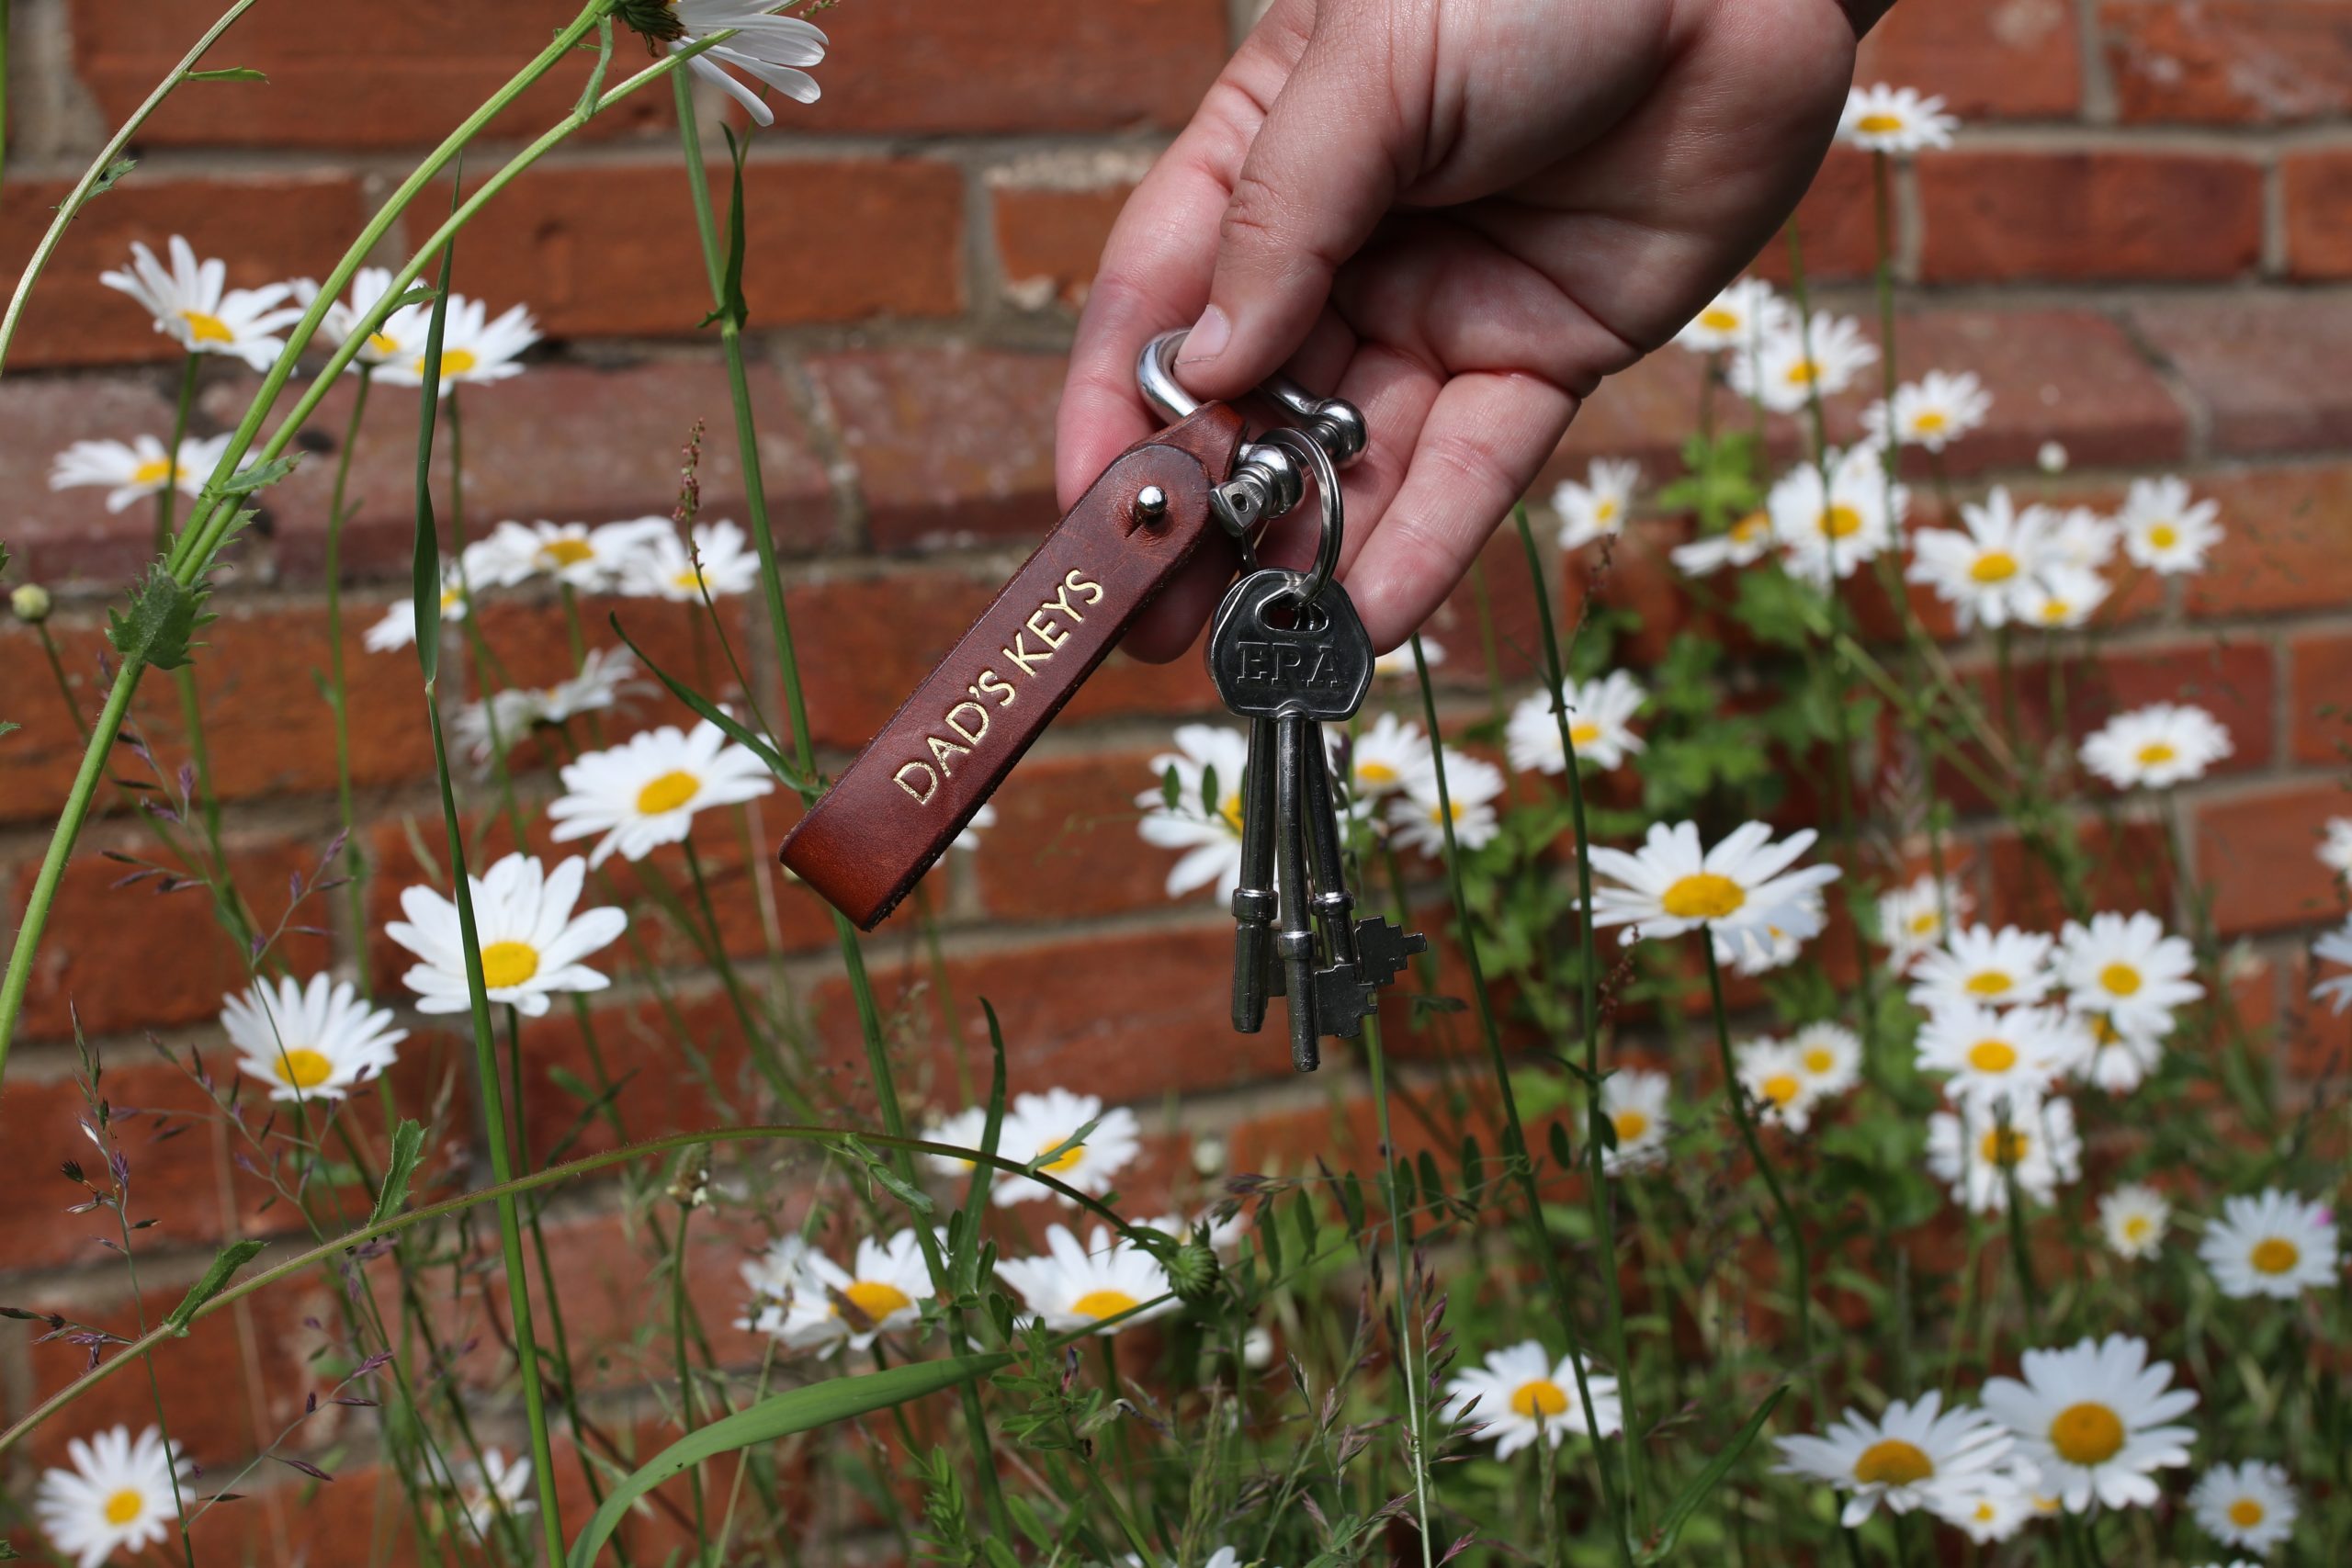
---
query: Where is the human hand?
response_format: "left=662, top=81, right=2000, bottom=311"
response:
left=1055, top=0, right=1864, bottom=659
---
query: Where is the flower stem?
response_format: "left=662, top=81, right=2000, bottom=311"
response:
left=1362, top=1010, right=1435, bottom=1568
left=1702, top=937, right=1813, bottom=1362
left=321, top=368, right=375, bottom=988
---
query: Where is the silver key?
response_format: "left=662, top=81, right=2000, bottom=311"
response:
left=1228, top=716, right=1279, bottom=1034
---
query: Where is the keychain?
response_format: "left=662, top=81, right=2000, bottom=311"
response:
left=779, top=332, right=1426, bottom=1067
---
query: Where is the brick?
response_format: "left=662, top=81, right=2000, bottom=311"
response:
left=437, top=160, right=962, bottom=340
left=992, top=184, right=1131, bottom=310
left=1857, top=0, right=2082, bottom=119
left=2131, top=295, right=2352, bottom=458
left=0, top=175, right=368, bottom=370
left=2029, top=637, right=2278, bottom=777
left=509, top=991, right=754, bottom=1163
left=1750, top=148, right=1880, bottom=286
left=2197, top=781, right=2352, bottom=936
left=2282, top=150, right=2352, bottom=279
left=792, top=0, right=1225, bottom=134
left=1979, top=818, right=2174, bottom=934
left=974, top=747, right=1180, bottom=922
left=807, top=347, right=1063, bottom=551
left=2186, top=464, right=2352, bottom=616
left=71, top=0, right=670, bottom=147
left=1553, top=343, right=1711, bottom=479
left=0, top=372, right=198, bottom=588
left=2100, top=1, right=2352, bottom=124
left=1918, top=152, right=2262, bottom=284
left=2290, top=628, right=2352, bottom=767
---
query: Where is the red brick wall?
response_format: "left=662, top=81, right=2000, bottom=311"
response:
left=5, top=0, right=2352, bottom=1539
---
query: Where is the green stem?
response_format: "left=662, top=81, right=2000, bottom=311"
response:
left=1363, top=1011, right=1435, bottom=1568
left=1702, top=939, right=1813, bottom=1362
left=322, top=368, right=375, bottom=989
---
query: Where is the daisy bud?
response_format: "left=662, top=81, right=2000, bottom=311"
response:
left=10, top=582, right=51, bottom=623
left=1166, top=1234, right=1220, bottom=1303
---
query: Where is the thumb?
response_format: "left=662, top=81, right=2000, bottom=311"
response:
left=1177, top=15, right=1411, bottom=400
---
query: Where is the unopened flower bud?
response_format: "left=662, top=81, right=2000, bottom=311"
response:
left=1166, top=1235, right=1220, bottom=1303
left=10, top=582, right=52, bottom=623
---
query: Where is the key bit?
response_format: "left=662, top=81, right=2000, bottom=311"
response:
left=1307, top=962, right=1380, bottom=1040
left=1351, top=917, right=1429, bottom=991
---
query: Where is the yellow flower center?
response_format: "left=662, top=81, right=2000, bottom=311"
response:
left=1911, top=409, right=1950, bottom=434
left=2147, top=522, right=2179, bottom=549
left=2098, top=963, right=2142, bottom=997
left=2122, top=1214, right=2153, bottom=1243
left=1973, top=1500, right=1996, bottom=1523
left=842, top=1280, right=913, bottom=1323
left=1698, top=306, right=1740, bottom=332
left=2091, top=1014, right=2122, bottom=1046
left=542, top=538, right=596, bottom=567
left=2229, top=1497, right=2266, bottom=1528
left=1510, top=1378, right=1569, bottom=1418
left=1594, top=499, right=1622, bottom=525
left=180, top=309, right=234, bottom=344
left=1969, top=550, right=2019, bottom=584
left=104, top=1488, right=145, bottom=1526
left=1761, top=1073, right=1802, bottom=1108
left=1855, top=112, right=1906, bottom=134
left=1035, top=1137, right=1086, bottom=1174
left=1568, top=720, right=1602, bottom=747
left=1784, top=358, right=1819, bottom=387
left=2047, top=1402, right=2125, bottom=1466
left=439, top=347, right=479, bottom=378
left=1219, top=793, right=1245, bottom=834
left=673, top=568, right=706, bottom=592
left=2136, top=741, right=2177, bottom=766
left=1611, top=1109, right=1650, bottom=1144
left=439, top=584, right=465, bottom=614
left=1964, top=970, right=2013, bottom=998
left=1731, top=511, right=1769, bottom=543
left=272, top=1047, right=334, bottom=1089
left=368, top=331, right=401, bottom=356
left=2039, top=599, right=2072, bottom=624
left=1966, top=1039, right=2018, bottom=1074
left=1909, top=911, right=1940, bottom=934
left=1819, top=505, right=1864, bottom=539
left=2249, top=1236, right=2301, bottom=1275
left=635, top=769, right=702, bottom=816
left=1070, top=1288, right=1140, bottom=1321
left=131, top=457, right=175, bottom=487
left=1979, top=1126, right=2029, bottom=1167
left=1802, top=1046, right=1836, bottom=1075
left=1852, top=1438, right=1933, bottom=1487
left=1358, top=761, right=1398, bottom=786
left=480, top=941, right=540, bottom=990
left=1659, top=873, right=1745, bottom=920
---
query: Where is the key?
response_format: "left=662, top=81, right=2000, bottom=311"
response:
left=1272, top=712, right=1321, bottom=1069
left=1228, top=716, right=1279, bottom=1033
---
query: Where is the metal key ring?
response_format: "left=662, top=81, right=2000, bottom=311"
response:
left=1257, top=424, right=1343, bottom=607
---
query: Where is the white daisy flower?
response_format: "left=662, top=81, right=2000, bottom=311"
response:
left=1670, top=508, right=1776, bottom=578
left=1907, top=923, right=2056, bottom=1010
left=1727, top=313, right=1879, bottom=415
left=49, top=434, right=234, bottom=513
left=656, top=0, right=828, bottom=128
left=1861, top=368, right=1991, bottom=452
left=1736, top=1038, right=1823, bottom=1134
left=372, top=289, right=539, bottom=395
left=451, top=1448, right=536, bottom=1536
left=2199, top=1188, right=2339, bottom=1300
left=1767, top=444, right=1905, bottom=586
left=2014, top=564, right=2112, bottom=631
left=1981, top=1334, right=2198, bottom=1514
left=1600, top=1069, right=1670, bottom=1174
left=1673, top=276, right=1791, bottom=354
left=1136, top=724, right=1252, bottom=902
left=2056, top=1009, right=2166, bottom=1094
left=1347, top=711, right=1436, bottom=804
left=2099, top=1183, right=2170, bottom=1260
left=548, top=719, right=776, bottom=868
left=1838, top=83, right=1960, bottom=154
left=1554, top=458, right=1641, bottom=551
left=2117, top=476, right=2222, bottom=575
left=362, top=567, right=469, bottom=654
left=1791, top=1021, right=1863, bottom=1099
left=2313, top=917, right=2352, bottom=1013
left=2319, top=817, right=2352, bottom=877
left=737, top=1233, right=818, bottom=1339
left=1877, top=874, right=1970, bottom=974
left=1390, top=750, right=1505, bottom=857
left=1931, top=1460, right=2043, bottom=1544
left=989, top=1088, right=1141, bottom=1208
left=1442, top=1340, right=1622, bottom=1460
left=387, top=852, right=628, bottom=1017
left=620, top=519, right=762, bottom=601
left=465, top=517, right=671, bottom=592
left=775, top=1229, right=934, bottom=1353
left=450, top=686, right=554, bottom=767
left=1772, top=1392, right=2014, bottom=1528
left=1905, top=487, right=2057, bottom=631
left=1926, top=1096, right=2082, bottom=1213
left=303, top=265, right=407, bottom=369
left=920, top=1103, right=1024, bottom=1180
left=952, top=801, right=997, bottom=852
left=2189, top=1461, right=2298, bottom=1554
left=1914, top=1002, right=2075, bottom=1113
left=2046, top=506, right=2120, bottom=571
left=994, top=1223, right=1177, bottom=1335
left=1372, top=637, right=1442, bottom=679
left=2037, top=441, right=2069, bottom=473
left=1505, top=671, right=1646, bottom=774
left=1712, top=887, right=1825, bottom=977
left=99, top=235, right=301, bottom=370
left=36, top=1425, right=190, bottom=1568
left=2080, top=702, right=2232, bottom=791
left=220, top=973, right=404, bottom=1103
left=1586, top=819, right=1842, bottom=946
left=2056, top=911, right=2202, bottom=1036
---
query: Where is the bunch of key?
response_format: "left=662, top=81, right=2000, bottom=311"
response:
left=1208, top=568, right=1428, bottom=1071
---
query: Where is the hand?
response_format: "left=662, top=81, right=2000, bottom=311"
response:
left=1055, top=0, right=1863, bottom=659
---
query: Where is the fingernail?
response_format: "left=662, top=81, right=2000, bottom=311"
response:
left=1176, top=305, right=1230, bottom=366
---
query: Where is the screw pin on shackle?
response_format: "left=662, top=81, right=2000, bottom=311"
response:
left=1136, top=330, right=1366, bottom=603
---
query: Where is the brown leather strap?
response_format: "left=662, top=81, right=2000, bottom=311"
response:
left=780, top=404, right=1248, bottom=929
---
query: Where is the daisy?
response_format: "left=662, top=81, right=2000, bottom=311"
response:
left=1554, top=458, right=1640, bottom=551
left=1914, top=1002, right=2075, bottom=1112
left=1673, top=276, right=1790, bottom=354
left=1347, top=712, right=1435, bottom=805
left=1712, top=887, right=1825, bottom=977
left=1905, top=487, right=2057, bottom=631
left=36, top=1425, right=189, bottom=1568
left=548, top=719, right=776, bottom=867
left=99, top=235, right=301, bottom=369
left=545, top=645, right=641, bottom=723
left=1600, top=1069, right=1669, bottom=1174
left=2199, top=1188, right=2339, bottom=1300
left=1838, top=83, right=1960, bottom=154
left=2056, top=911, right=2202, bottom=1036
left=777, top=1229, right=934, bottom=1352
left=1877, top=874, right=1970, bottom=974
left=1442, top=1341, right=1623, bottom=1460
left=1670, top=508, right=1776, bottom=578
left=639, top=0, right=829, bottom=128
left=953, top=801, right=997, bottom=852
left=1736, top=1038, right=1822, bottom=1134
left=2189, top=1461, right=2298, bottom=1554
left=2313, top=917, right=2352, bottom=1013
left=2014, top=564, right=2112, bottom=631
left=620, top=519, right=762, bottom=601
left=1727, top=312, right=1879, bottom=415
left=1373, top=637, right=1443, bottom=678
left=304, top=265, right=407, bottom=369
left=362, top=567, right=469, bottom=653
left=994, top=1224, right=1178, bottom=1335
left=1390, top=750, right=1505, bottom=857
left=2098, top=1183, right=2170, bottom=1260
left=1767, top=444, right=1905, bottom=586
left=989, top=1088, right=1141, bottom=1208
left=49, top=434, right=235, bottom=513
left=387, top=852, right=628, bottom=1017
left=2080, top=703, right=2232, bottom=790
left=1934, top=1472, right=2040, bottom=1545
left=1136, top=724, right=1252, bottom=902
left=1772, top=1392, right=2013, bottom=1528
left=737, top=1233, right=819, bottom=1340
left=920, top=1103, right=1023, bottom=1180
left=451, top=1448, right=536, bottom=1536
left=2117, top=476, right=2222, bottom=575
left=2319, top=817, right=2352, bottom=877
left=1926, top=1096, right=2081, bottom=1213
left=220, top=973, right=404, bottom=1102
left=1981, top=1334, right=2198, bottom=1513
left=372, top=289, right=539, bottom=395
left=1505, top=671, right=1646, bottom=774
left=1791, top=1021, right=1863, bottom=1099
left=450, top=686, right=554, bottom=766
left=2046, top=506, right=2120, bottom=571
left=1586, top=819, right=1842, bottom=945
left=2056, top=1009, right=2166, bottom=1094
left=1861, top=368, right=1991, bottom=452
left=1907, top=923, right=2056, bottom=1010
left=465, top=517, right=670, bottom=592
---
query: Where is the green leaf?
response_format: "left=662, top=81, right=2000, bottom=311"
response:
left=698, top=128, right=754, bottom=331
left=167, top=1239, right=266, bottom=1332
left=367, top=1121, right=426, bottom=1230
left=605, top=614, right=808, bottom=792
left=838, top=1133, right=935, bottom=1217
left=1638, top=1382, right=1787, bottom=1562
left=107, top=563, right=210, bottom=671
left=68, top=158, right=137, bottom=209
left=409, top=223, right=459, bottom=689
left=566, top=1356, right=1010, bottom=1566
left=573, top=16, right=615, bottom=119
left=1160, top=764, right=1181, bottom=814
left=183, top=66, right=267, bottom=82
left=209, top=453, right=300, bottom=499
